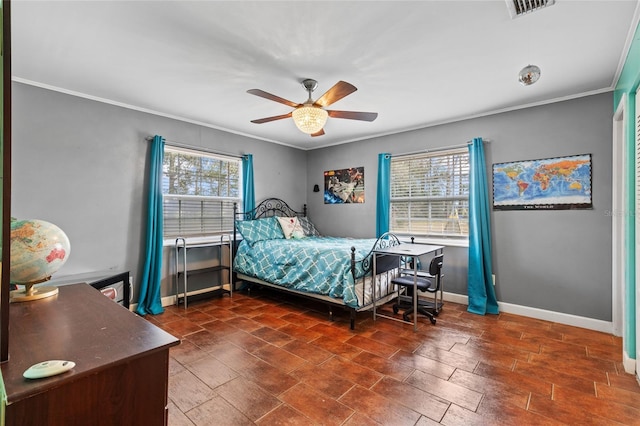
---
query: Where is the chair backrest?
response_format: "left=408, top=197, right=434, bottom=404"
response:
left=428, top=254, right=444, bottom=276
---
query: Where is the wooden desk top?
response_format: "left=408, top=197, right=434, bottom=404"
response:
left=1, top=283, right=179, bottom=404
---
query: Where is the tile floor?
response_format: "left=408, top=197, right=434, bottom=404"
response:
left=144, top=287, right=640, bottom=425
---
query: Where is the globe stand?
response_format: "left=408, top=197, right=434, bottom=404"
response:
left=10, top=277, right=59, bottom=302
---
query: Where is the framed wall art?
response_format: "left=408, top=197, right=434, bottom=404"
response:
left=324, top=167, right=364, bottom=204
left=492, top=154, right=592, bottom=210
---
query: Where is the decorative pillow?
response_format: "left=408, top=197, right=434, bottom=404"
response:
left=276, top=216, right=306, bottom=239
left=298, top=216, right=321, bottom=237
left=236, top=217, right=284, bottom=245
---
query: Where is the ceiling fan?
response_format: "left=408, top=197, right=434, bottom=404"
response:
left=247, top=79, right=378, bottom=137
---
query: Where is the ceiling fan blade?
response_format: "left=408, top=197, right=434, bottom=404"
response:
left=250, top=112, right=293, bottom=124
left=247, top=89, right=300, bottom=108
left=328, top=110, right=378, bottom=122
left=311, top=129, right=325, bottom=137
left=314, top=81, right=357, bottom=107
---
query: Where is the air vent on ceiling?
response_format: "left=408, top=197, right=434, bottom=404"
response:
left=506, top=0, right=555, bottom=19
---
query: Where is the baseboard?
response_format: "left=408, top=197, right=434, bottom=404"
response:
left=161, top=295, right=176, bottom=307
left=130, top=291, right=224, bottom=313
left=623, top=350, right=637, bottom=375
left=129, top=295, right=174, bottom=313
left=140, top=290, right=614, bottom=335
left=442, top=291, right=613, bottom=334
left=442, top=291, right=469, bottom=306
left=159, top=286, right=231, bottom=308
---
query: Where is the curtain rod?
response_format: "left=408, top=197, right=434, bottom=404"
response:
left=392, top=138, right=491, bottom=158
left=145, top=136, right=243, bottom=159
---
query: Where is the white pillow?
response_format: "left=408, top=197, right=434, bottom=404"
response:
left=276, top=216, right=306, bottom=239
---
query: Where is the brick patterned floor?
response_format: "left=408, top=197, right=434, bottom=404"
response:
left=143, top=287, right=640, bottom=425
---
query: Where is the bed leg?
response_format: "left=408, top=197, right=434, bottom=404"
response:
left=328, top=306, right=334, bottom=322
left=350, top=310, right=355, bottom=330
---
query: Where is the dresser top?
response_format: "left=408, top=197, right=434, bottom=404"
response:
left=1, top=283, right=179, bottom=403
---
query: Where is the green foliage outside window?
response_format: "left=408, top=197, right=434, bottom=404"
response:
left=162, top=148, right=241, bottom=238
left=391, top=148, right=469, bottom=238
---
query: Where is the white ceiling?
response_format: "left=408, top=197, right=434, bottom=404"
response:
left=11, top=1, right=640, bottom=150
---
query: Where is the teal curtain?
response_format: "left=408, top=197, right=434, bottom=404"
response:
left=136, top=135, right=165, bottom=315
left=467, top=137, right=499, bottom=315
left=242, top=154, right=255, bottom=213
left=376, top=153, right=391, bottom=237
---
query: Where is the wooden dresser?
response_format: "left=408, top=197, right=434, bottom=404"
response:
left=0, top=283, right=179, bottom=425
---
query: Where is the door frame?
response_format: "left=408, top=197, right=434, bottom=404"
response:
left=612, top=94, right=626, bottom=339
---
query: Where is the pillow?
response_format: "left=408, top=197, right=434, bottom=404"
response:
left=236, top=217, right=284, bottom=245
left=298, top=216, right=321, bottom=237
left=277, top=216, right=306, bottom=239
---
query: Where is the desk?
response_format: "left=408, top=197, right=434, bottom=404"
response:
left=175, top=236, right=232, bottom=309
left=373, top=243, right=444, bottom=330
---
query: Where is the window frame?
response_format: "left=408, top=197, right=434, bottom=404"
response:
left=162, top=145, right=242, bottom=244
left=390, top=147, right=470, bottom=247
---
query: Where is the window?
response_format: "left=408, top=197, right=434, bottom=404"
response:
left=390, top=148, right=469, bottom=239
left=162, top=146, right=241, bottom=238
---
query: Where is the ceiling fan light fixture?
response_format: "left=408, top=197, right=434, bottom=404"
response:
left=292, top=105, right=328, bottom=134
left=248, top=79, right=376, bottom=136
left=518, top=64, right=541, bottom=86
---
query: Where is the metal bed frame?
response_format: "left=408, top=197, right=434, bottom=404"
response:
left=232, top=198, right=400, bottom=329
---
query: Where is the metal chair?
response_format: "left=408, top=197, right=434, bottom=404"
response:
left=391, top=254, right=444, bottom=325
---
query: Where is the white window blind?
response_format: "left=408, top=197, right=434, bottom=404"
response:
left=162, top=146, right=241, bottom=238
left=390, top=148, right=469, bottom=239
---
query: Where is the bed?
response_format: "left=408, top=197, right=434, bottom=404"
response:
left=232, top=198, right=401, bottom=329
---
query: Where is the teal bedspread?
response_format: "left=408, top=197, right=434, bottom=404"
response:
left=233, top=236, right=377, bottom=308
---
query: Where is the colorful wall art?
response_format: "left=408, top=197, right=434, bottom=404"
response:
left=324, top=167, right=365, bottom=204
left=493, top=154, right=592, bottom=210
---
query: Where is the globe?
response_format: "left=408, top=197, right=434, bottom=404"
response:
left=10, top=218, right=71, bottom=291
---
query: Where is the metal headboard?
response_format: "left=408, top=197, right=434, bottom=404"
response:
left=233, top=198, right=307, bottom=250
left=235, top=198, right=306, bottom=221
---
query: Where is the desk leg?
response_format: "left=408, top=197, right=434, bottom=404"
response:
left=413, top=262, right=418, bottom=331
left=372, top=254, right=377, bottom=321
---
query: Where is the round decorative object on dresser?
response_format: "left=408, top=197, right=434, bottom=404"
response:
left=9, top=218, right=71, bottom=302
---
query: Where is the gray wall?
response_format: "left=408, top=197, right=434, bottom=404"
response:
left=307, top=92, right=613, bottom=321
left=13, top=82, right=613, bottom=321
left=12, top=82, right=307, bottom=301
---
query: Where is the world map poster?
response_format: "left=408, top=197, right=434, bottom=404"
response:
left=492, top=154, right=592, bottom=210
